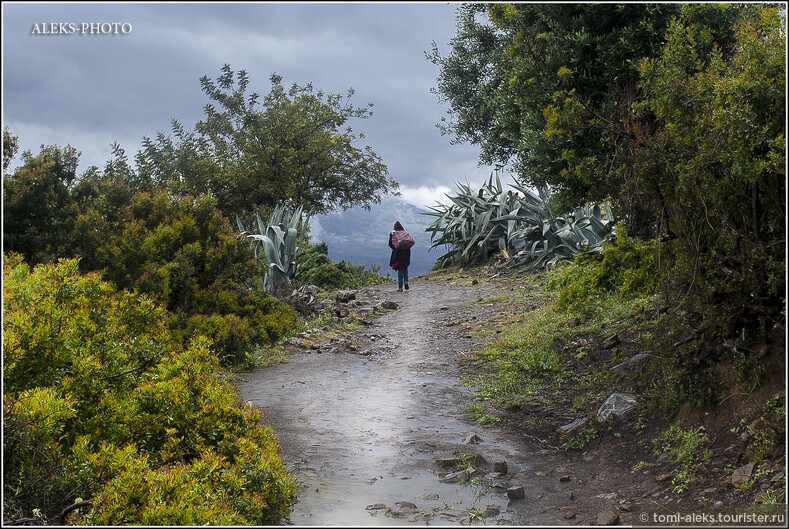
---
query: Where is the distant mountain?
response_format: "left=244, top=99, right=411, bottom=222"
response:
left=309, top=197, right=447, bottom=277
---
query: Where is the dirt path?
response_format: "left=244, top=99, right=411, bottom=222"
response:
left=236, top=276, right=646, bottom=525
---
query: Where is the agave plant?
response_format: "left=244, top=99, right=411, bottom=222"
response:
left=501, top=183, right=615, bottom=269
left=237, top=204, right=309, bottom=293
left=423, top=173, right=520, bottom=267
left=423, top=173, right=615, bottom=270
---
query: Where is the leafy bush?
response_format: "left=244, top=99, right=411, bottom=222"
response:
left=547, top=225, right=662, bottom=310
left=3, top=257, right=296, bottom=525
left=295, top=241, right=333, bottom=275
left=4, top=146, right=302, bottom=365
left=77, top=187, right=297, bottom=365
left=296, top=241, right=389, bottom=290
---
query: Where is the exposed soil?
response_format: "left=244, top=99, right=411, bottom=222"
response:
left=235, top=270, right=786, bottom=526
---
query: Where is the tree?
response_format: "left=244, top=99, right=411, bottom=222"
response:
left=3, top=126, right=19, bottom=172
left=3, top=144, right=81, bottom=262
left=635, top=5, right=785, bottom=332
left=427, top=4, right=740, bottom=231
left=135, top=65, right=398, bottom=216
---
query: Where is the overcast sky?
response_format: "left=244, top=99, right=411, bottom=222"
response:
left=2, top=1, right=501, bottom=210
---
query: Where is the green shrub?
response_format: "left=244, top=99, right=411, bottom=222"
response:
left=295, top=241, right=333, bottom=277
left=296, top=242, right=389, bottom=290
left=3, top=257, right=296, bottom=525
left=547, top=224, right=662, bottom=309
left=652, top=423, right=712, bottom=493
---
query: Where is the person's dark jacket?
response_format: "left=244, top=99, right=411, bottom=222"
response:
left=388, top=228, right=411, bottom=269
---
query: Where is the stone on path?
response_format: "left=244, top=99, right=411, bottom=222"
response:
left=507, top=486, right=525, bottom=500
left=731, top=462, right=755, bottom=488
left=440, top=468, right=473, bottom=483
left=597, top=510, right=620, bottom=525
left=464, top=433, right=483, bottom=444
left=596, top=393, right=638, bottom=423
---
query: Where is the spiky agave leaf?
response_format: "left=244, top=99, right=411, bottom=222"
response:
left=238, top=203, right=309, bottom=293
left=422, top=172, right=616, bottom=270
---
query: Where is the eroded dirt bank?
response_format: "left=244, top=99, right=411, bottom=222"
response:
left=236, top=275, right=662, bottom=526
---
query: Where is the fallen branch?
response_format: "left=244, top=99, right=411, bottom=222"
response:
left=60, top=500, right=93, bottom=523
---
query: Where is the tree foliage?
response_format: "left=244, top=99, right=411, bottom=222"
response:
left=3, top=147, right=297, bottom=366
left=3, top=144, right=81, bottom=263
left=428, top=3, right=685, bottom=219
left=431, top=3, right=785, bottom=340
left=3, top=126, right=19, bottom=172
left=135, top=65, right=398, bottom=216
left=635, top=5, right=785, bottom=334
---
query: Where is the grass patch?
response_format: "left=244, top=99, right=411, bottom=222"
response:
left=472, top=293, right=513, bottom=305
left=466, top=404, right=504, bottom=424
left=652, top=423, right=712, bottom=493
left=466, top=287, right=654, bottom=408
left=562, top=428, right=600, bottom=450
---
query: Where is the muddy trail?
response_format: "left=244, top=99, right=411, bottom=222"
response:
left=236, top=275, right=648, bottom=526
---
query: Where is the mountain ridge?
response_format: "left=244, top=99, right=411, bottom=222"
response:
left=309, top=197, right=444, bottom=277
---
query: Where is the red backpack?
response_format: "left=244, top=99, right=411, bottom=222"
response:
left=391, top=230, right=415, bottom=250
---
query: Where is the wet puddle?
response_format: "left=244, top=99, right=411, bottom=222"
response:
left=287, top=468, right=517, bottom=525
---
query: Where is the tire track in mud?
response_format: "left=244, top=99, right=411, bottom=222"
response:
left=235, top=277, right=603, bottom=525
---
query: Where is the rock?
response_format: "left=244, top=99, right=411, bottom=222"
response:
left=422, top=492, right=439, bottom=501
left=602, top=334, right=621, bottom=349
left=298, top=285, right=320, bottom=296
left=493, top=460, right=508, bottom=474
left=732, top=462, right=755, bottom=488
left=391, top=501, right=418, bottom=517
left=564, top=512, right=577, bottom=520
left=376, top=300, right=399, bottom=311
left=506, top=486, right=525, bottom=500
left=485, top=505, right=500, bottom=517
left=595, top=493, right=617, bottom=500
left=596, top=393, right=638, bottom=423
left=465, top=453, right=488, bottom=468
left=464, top=433, right=483, bottom=444
left=610, top=352, right=654, bottom=373
left=560, top=475, right=571, bottom=482
left=656, top=472, right=675, bottom=483
left=557, top=416, right=593, bottom=443
left=335, top=290, right=356, bottom=303
left=318, top=299, right=335, bottom=311
left=597, top=511, right=620, bottom=525
left=484, top=472, right=505, bottom=480
left=441, top=468, right=473, bottom=483
left=435, top=457, right=461, bottom=469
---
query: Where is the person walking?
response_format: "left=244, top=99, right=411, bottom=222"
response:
left=389, top=221, right=412, bottom=291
